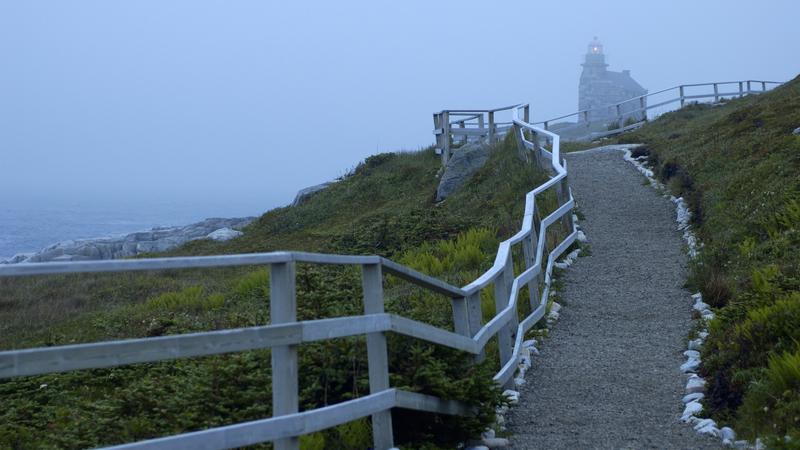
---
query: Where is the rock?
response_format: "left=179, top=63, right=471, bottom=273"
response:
left=502, top=389, right=520, bottom=404
left=3, top=217, right=254, bottom=264
left=686, top=375, right=706, bottom=394
left=435, top=142, right=491, bottom=201
left=684, top=350, right=701, bottom=359
left=205, top=227, right=242, bottom=242
left=793, top=126, right=800, bottom=135
left=466, top=446, right=490, bottom=450
left=720, top=427, right=736, bottom=444
left=514, top=376, right=526, bottom=387
left=688, top=338, right=703, bottom=351
left=681, top=358, right=701, bottom=373
left=681, top=401, right=703, bottom=422
left=682, top=392, right=704, bottom=404
left=693, top=300, right=711, bottom=311
left=482, top=428, right=496, bottom=440
left=693, top=418, right=716, bottom=431
left=291, top=181, right=334, bottom=206
left=481, top=437, right=510, bottom=449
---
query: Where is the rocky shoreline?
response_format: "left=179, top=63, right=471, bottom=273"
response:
left=1, top=217, right=254, bottom=264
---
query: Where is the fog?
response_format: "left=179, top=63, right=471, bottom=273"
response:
left=2, top=0, right=798, bottom=216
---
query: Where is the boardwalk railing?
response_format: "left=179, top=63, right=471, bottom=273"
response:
left=0, top=106, right=575, bottom=450
left=532, top=79, right=782, bottom=141
left=433, top=104, right=530, bottom=165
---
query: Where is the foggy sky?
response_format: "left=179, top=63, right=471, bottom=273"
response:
left=2, top=1, right=798, bottom=216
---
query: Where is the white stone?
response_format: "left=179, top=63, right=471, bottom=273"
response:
left=682, top=392, right=704, bottom=404
left=466, top=446, right=490, bottom=450
left=732, top=440, right=750, bottom=449
left=720, top=427, right=736, bottom=444
left=577, top=230, right=588, bottom=242
left=681, top=401, right=703, bottom=421
left=482, top=429, right=496, bottom=440
left=686, top=376, right=706, bottom=394
left=205, top=227, right=243, bottom=242
left=693, top=300, right=711, bottom=311
left=793, top=126, right=800, bottom=135
left=502, top=390, right=520, bottom=405
left=522, top=339, right=537, bottom=349
left=514, top=377, right=526, bottom=387
left=681, top=358, right=701, bottom=373
left=699, top=331, right=709, bottom=339
left=684, top=350, right=701, bottom=359
left=550, top=302, right=562, bottom=314
left=693, top=418, right=716, bottom=431
left=691, top=292, right=703, bottom=300
left=688, top=339, right=703, bottom=351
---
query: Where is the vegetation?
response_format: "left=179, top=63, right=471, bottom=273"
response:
left=0, top=133, right=558, bottom=449
left=619, top=75, right=800, bottom=445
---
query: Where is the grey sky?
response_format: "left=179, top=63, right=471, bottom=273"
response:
left=2, top=1, right=798, bottom=215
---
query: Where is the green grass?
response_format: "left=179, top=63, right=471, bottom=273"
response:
left=0, top=133, right=560, bottom=449
left=618, top=75, right=800, bottom=443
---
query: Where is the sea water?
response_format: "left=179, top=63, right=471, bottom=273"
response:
left=0, top=198, right=266, bottom=260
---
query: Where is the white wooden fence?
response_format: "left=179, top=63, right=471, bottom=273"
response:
left=531, top=79, right=782, bottom=141
left=0, top=105, right=575, bottom=450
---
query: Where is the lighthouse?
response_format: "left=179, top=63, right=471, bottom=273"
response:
left=578, top=37, right=647, bottom=124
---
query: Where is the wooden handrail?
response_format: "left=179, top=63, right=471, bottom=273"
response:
left=1, top=104, right=573, bottom=450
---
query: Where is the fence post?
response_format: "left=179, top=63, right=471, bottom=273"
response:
left=270, top=261, right=299, bottom=450
left=458, top=120, right=467, bottom=144
left=582, top=110, right=589, bottom=126
left=442, top=111, right=451, bottom=165
left=362, top=263, right=394, bottom=450
left=679, top=85, right=685, bottom=107
left=523, top=223, right=541, bottom=311
left=466, top=291, right=485, bottom=362
left=747, top=80, right=752, bottom=94
left=615, top=104, right=622, bottom=128
left=762, top=81, right=766, bottom=92
left=433, top=113, right=442, bottom=158
left=523, top=105, right=530, bottom=123
left=488, top=111, right=495, bottom=144
left=713, top=83, right=719, bottom=103
left=639, top=96, right=646, bottom=122
left=543, top=121, right=549, bottom=131
left=739, top=82, right=744, bottom=98
left=493, top=254, right=514, bottom=388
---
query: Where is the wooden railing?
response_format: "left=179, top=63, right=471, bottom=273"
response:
left=433, top=104, right=529, bottom=165
left=532, top=80, right=782, bottom=141
left=0, top=106, right=573, bottom=450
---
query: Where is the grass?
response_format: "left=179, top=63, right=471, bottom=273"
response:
left=0, top=133, right=562, bottom=449
left=618, top=74, right=800, bottom=444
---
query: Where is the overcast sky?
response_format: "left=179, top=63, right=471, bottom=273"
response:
left=2, top=1, right=798, bottom=216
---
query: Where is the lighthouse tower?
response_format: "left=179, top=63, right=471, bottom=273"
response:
left=578, top=37, right=646, bottom=124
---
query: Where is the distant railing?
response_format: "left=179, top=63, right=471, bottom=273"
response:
left=433, top=104, right=529, bottom=164
left=534, top=80, right=782, bottom=141
left=0, top=107, right=576, bottom=450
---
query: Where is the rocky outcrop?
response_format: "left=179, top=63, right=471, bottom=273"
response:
left=435, top=142, right=491, bottom=202
left=292, top=182, right=334, bottom=206
left=2, top=217, right=254, bottom=264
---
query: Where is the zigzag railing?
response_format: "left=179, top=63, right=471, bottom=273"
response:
left=0, top=106, right=575, bottom=450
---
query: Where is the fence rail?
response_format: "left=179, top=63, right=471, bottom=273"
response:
left=0, top=105, right=575, bottom=450
left=531, top=79, right=782, bottom=141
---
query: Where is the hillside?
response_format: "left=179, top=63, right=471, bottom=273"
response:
left=618, top=76, right=800, bottom=446
left=0, top=135, right=559, bottom=449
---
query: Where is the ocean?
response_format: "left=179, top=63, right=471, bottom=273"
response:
left=0, top=199, right=267, bottom=261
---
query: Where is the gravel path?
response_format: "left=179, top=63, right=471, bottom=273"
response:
left=506, top=146, right=721, bottom=450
